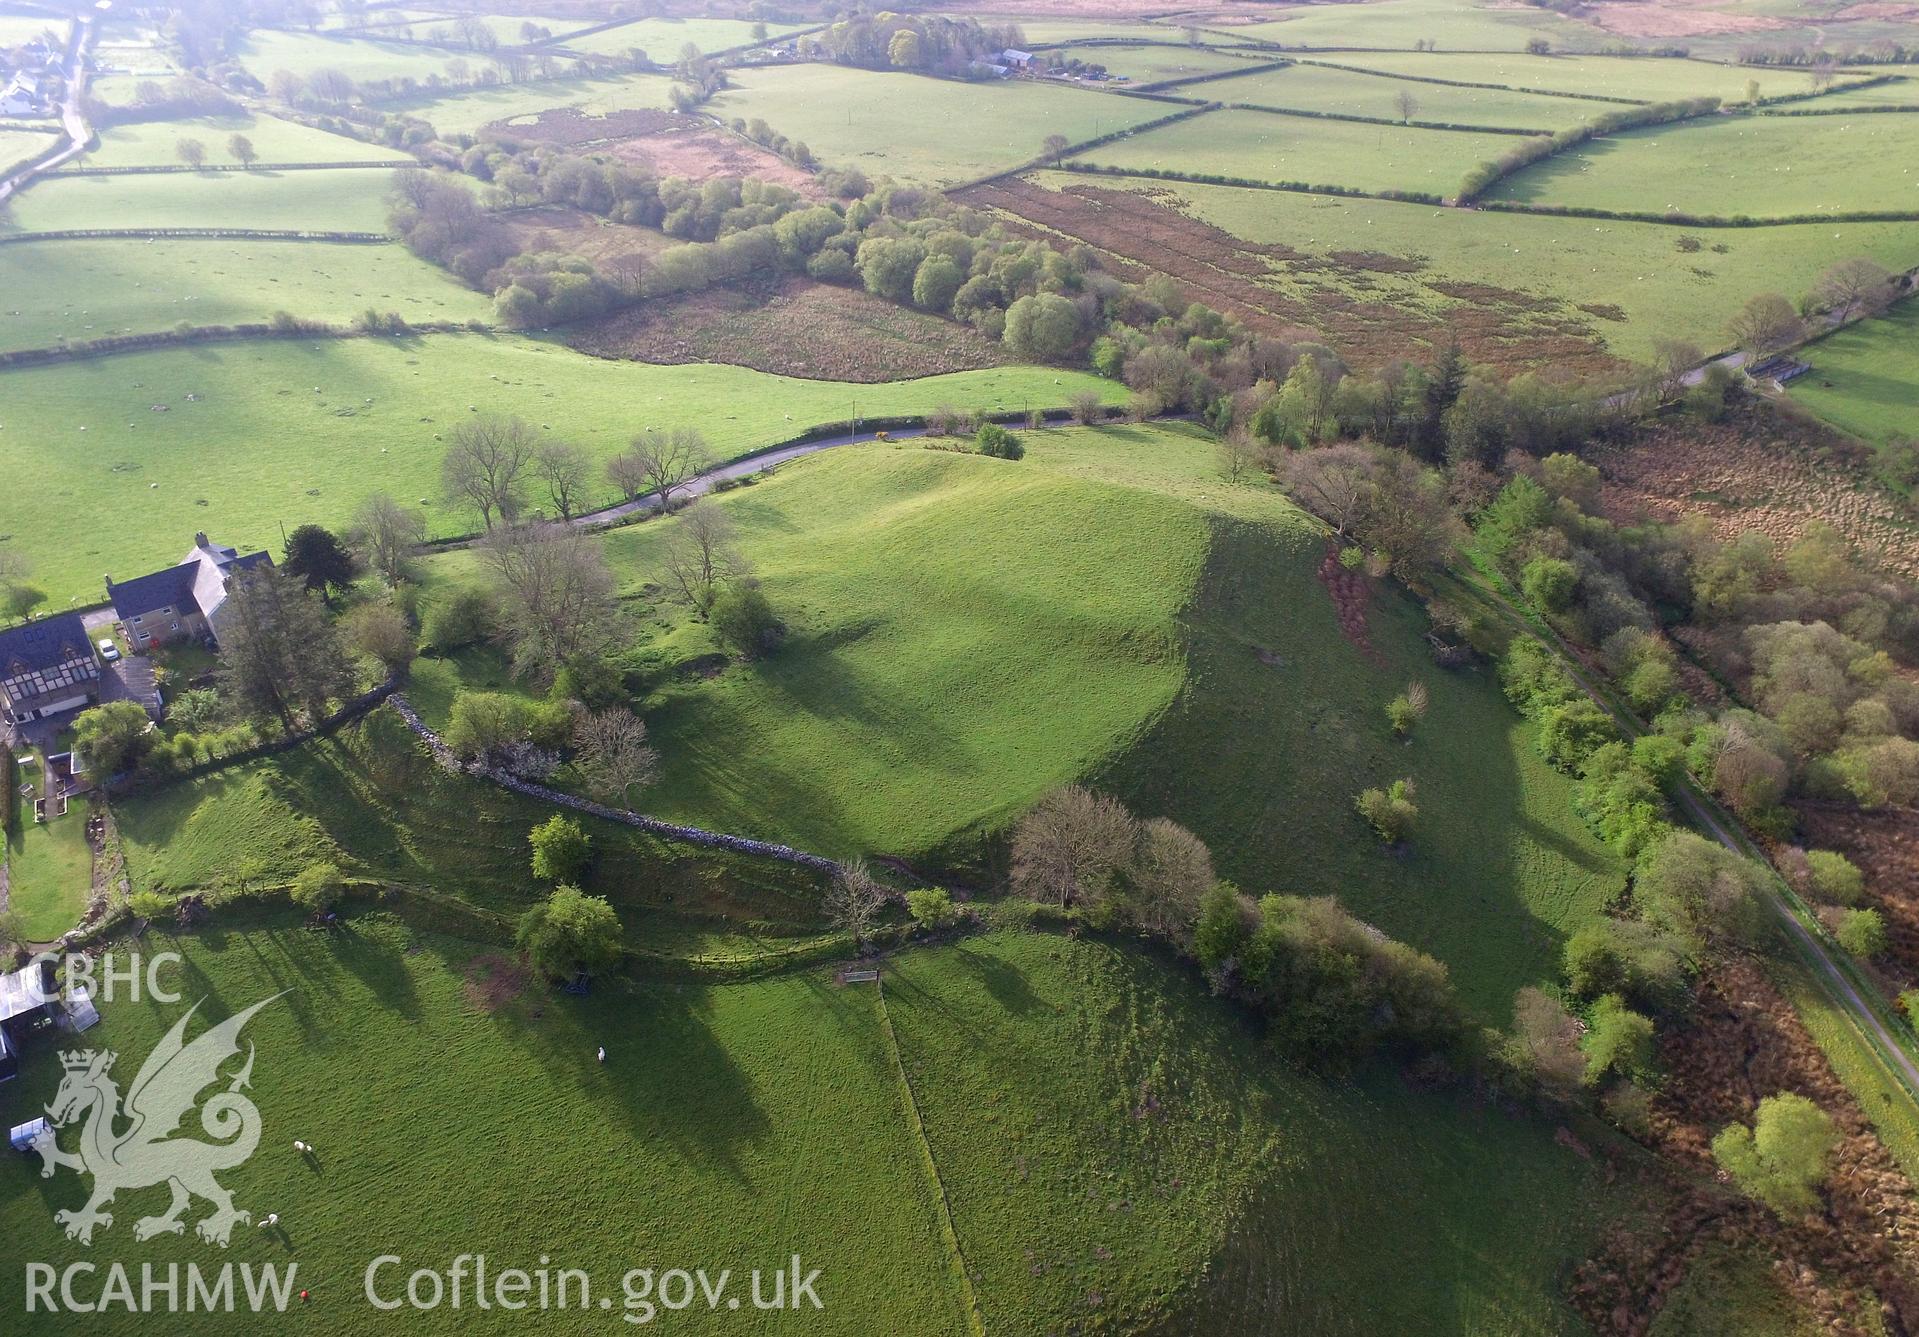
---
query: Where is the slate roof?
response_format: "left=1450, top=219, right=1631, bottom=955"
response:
left=105, top=535, right=272, bottom=626
left=0, top=612, right=94, bottom=679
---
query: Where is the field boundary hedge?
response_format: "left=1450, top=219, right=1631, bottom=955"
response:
left=1057, top=158, right=1443, bottom=204
left=1, top=742, right=16, bottom=838
left=48, top=159, right=414, bottom=176
left=1294, top=56, right=1642, bottom=105
left=1133, top=57, right=1291, bottom=93
left=0, top=226, right=387, bottom=244
left=1763, top=99, right=1919, bottom=117
left=0, top=317, right=486, bottom=368
left=1223, top=98, right=1547, bottom=135
left=1475, top=198, right=1919, bottom=227
left=1455, top=94, right=1721, bottom=203
left=956, top=100, right=1213, bottom=191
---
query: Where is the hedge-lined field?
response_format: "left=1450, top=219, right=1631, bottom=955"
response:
left=0, top=237, right=492, bottom=353
left=1069, top=107, right=1517, bottom=197
left=1488, top=111, right=1919, bottom=218
left=2, top=166, right=402, bottom=232
left=707, top=64, right=1172, bottom=186
left=0, top=333, right=1125, bottom=604
left=236, top=28, right=466, bottom=84
left=73, top=112, right=400, bottom=169
left=1027, top=170, right=1919, bottom=364
left=1328, top=50, right=1837, bottom=102
left=555, top=16, right=809, bottom=56
left=1203, top=60, right=1593, bottom=130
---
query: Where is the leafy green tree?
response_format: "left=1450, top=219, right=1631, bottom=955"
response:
left=1712, top=1093, right=1839, bottom=1216
left=1355, top=778, right=1417, bottom=844
left=530, top=814, right=592, bottom=884
left=1563, top=917, right=1688, bottom=1011
left=911, top=254, right=964, bottom=312
left=517, top=885, right=623, bottom=980
left=1582, top=993, right=1655, bottom=1085
left=1001, top=293, right=1081, bottom=362
left=1805, top=851, right=1864, bottom=906
left=974, top=423, right=1024, bottom=460
left=1633, top=831, right=1766, bottom=949
left=906, top=887, right=958, bottom=930
left=711, top=584, right=784, bottom=659
left=126, top=890, right=173, bottom=925
left=1835, top=907, right=1886, bottom=959
left=217, top=566, right=356, bottom=733
left=1521, top=556, right=1578, bottom=613
left=73, top=701, right=156, bottom=776
left=290, top=862, right=344, bottom=914
left=1386, top=681, right=1429, bottom=737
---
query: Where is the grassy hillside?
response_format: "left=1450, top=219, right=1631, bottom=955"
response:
left=0, top=334, right=1123, bottom=605
left=1325, top=51, right=1831, bottom=102
left=0, top=912, right=1635, bottom=1333
left=71, top=113, right=403, bottom=168
left=2, top=167, right=402, bottom=232
left=1205, top=62, right=1593, bottom=131
left=0, top=238, right=492, bottom=352
left=1789, top=299, right=1919, bottom=447
left=418, top=424, right=1624, bottom=1016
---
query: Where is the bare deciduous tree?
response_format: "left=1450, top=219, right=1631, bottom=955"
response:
left=662, top=500, right=745, bottom=614
left=442, top=415, right=535, bottom=531
left=351, top=492, right=427, bottom=586
left=1649, top=337, right=1703, bottom=401
left=1512, top=986, right=1585, bottom=1096
left=1010, top=785, right=1138, bottom=911
left=534, top=439, right=593, bottom=520
left=618, top=427, right=710, bottom=512
left=1812, top=257, right=1894, bottom=322
left=1042, top=132, right=1070, bottom=166
left=1277, top=441, right=1376, bottom=539
left=481, top=521, right=617, bottom=675
left=1129, top=818, right=1215, bottom=938
left=573, top=709, right=660, bottom=807
left=825, top=858, right=889, bottom=953
left=1393, top=88, right=1419, bottom=123
left=1726, top=291, right=1803, bottom=356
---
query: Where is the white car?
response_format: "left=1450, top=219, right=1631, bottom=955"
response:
left=96, top=638, right=121, bottom=663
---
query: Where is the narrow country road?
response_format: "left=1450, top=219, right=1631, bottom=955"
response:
left=0, top=13, right=96, bottom=205
left=1477, top=582, right=1919, bottom=1101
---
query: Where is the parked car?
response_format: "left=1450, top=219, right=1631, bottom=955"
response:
left=96, top=638, right=120, bottom=663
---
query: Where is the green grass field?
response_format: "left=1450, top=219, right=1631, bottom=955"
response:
left=1489, top=111, right=1919, bottom=218
left=1797, top=72, right=1919, bottom=109
left=1215, top=0, right=1607, bottom=52
left=2, top=800, right=94, bottom=941
left=2, top=166, right=402, bottom=232
left=111, top=706, right=825, bottom=959
left=0, top=13, right=62, bottom=44
left=555, top=16, right=808, bottom=57
left=707, top=65, right=1171, bottom=186
left=1033, top=42, right=1267, bottom=84
left=0, top=125, right=57, bottom=174
left=237, top=29, right=463, bottom=85
left=386, top=70, right=679, bottom=137
left=0, top=333, right=1124, bottom=605
left=0, top=238, right=492, bottom=352
left=1071, top=107, right=1518, bottom=196
left=0, top=908, right=1635, bottom=1332
left=1323, top=51, right=1834, bottom=103
left=1202, top=60, right=1595, bottom=130
left=71, top=113, right=403, bottom=168
left=1025, top=170, right=1919, bottom=363
left=417, top=425, right=1625, bottom=1016
left=1788, top=299, right=1919, bottom=445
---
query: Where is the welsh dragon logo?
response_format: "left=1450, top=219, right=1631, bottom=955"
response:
left=30, top=994, right=284, bottom=1248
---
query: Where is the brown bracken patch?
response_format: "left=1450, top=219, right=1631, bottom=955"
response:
left=1794, top=801, right=1919, bottom=982
left=1572, top=955, right=1919, bottom=1333
left=1315, top=543, right=1382, bottom=663
left=566, top=272, right=1009, bottom=381
left=601, top=125, right=826, bottom=198
left=959, top=176, right=1623, bottom=378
